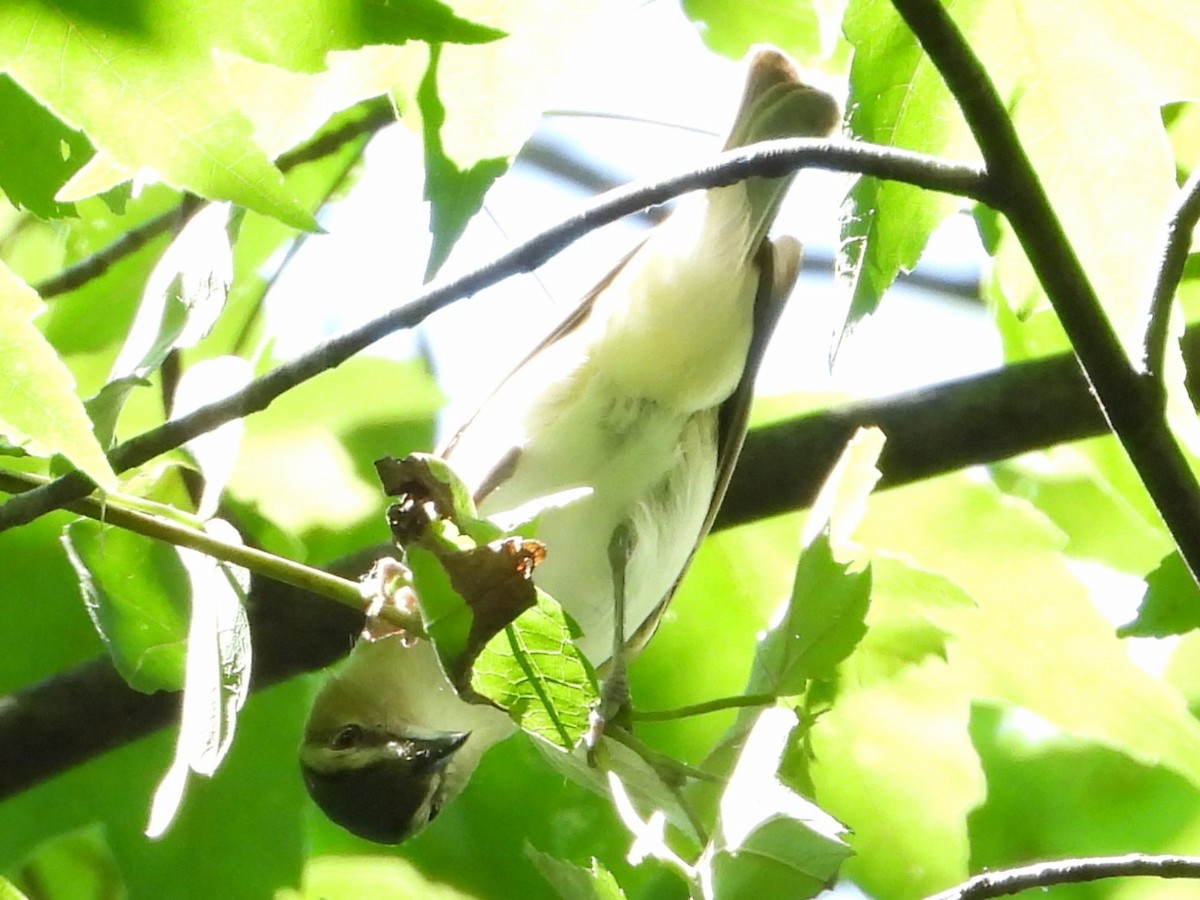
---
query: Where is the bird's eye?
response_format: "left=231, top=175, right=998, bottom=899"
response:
left=331, top=724, right=364, bottom=750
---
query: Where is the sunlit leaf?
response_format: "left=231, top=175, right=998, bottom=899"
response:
left=705, top=707, right=850, bottom=900
left=810, top=659, right=983, bottom=897
left=62, top=520, right=189, bottom=693
left=527, top=845, right=627, bottom=900
left=146, top=525, right=250, bottom=837
left=8, top=825, right=123, bottom=900
left=1120, top=551, right=1200, bottom=638
left=0, top=75, right=92, bottom=218
left=683, top=0, right=822, bottom=63
left=472, top=588, right=597, bottom=748
left=418, top=44, right=508, bottom=280
left=0, top=0, right=500, bottom=225
left=858, top=475, right=1200, bottom=789
left=0, top=262, right=117, bottom=489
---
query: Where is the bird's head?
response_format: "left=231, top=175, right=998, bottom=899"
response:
left=299, top=634, right=514, bottom=843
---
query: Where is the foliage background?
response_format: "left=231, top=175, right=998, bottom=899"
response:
left=2, top=0, right=1200, bottom=898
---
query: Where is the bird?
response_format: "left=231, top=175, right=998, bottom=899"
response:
left=300, top=46, right=840, bottom=844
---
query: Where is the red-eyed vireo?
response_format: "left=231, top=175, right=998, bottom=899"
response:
left=300, top=47, right=840, bottom=844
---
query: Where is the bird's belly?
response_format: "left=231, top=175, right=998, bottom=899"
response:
left=475, top=376, right=719, bottom=664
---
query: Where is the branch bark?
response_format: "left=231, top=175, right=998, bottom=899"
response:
left=0, top=139, right=987, bottom=535
left=927, top=853, right=1200, bottom=900
left=890, top=0, right=1200, bottom=587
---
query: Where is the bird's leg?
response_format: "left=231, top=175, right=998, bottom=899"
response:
left=586, top=520, right=636, bottom=761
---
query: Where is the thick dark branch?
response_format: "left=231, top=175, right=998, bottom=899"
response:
left=890, top=0, right=1200, bottom=587
left=927, top=853, right=1200, bottom=900
left=0, top=140, right=987, bottom=535
left=9, top=324, right=1200, bottom=801
left=1145, top=166, right=1200, bottom=381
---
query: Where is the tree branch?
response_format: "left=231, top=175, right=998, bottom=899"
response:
left=889, top=0, right=1200, bottom=588
left=33, top=96, right=397, bottom=300
left=1145, top=165, right=1200, bottom=381
left=0, top=139, right=987, bottom=535
left=9, top=323, right=1200, bottom=801
left=927, top=853, right=1200, bottom=900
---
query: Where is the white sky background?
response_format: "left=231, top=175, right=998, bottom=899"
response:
left=266, top=0, right=999, bottom=435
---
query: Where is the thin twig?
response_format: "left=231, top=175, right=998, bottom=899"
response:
left=0, top=139, right=988, bottom=534
left=890, top=0, right=1200, bottom=588
left=1144, top=164, right=1200, bottom=381
left=0, top=470, right=379, bottom=621
left=33, top=96, right=396, bottom=300
left=631, top=692, right=776, bottom=722
left=926, top=853, right=1200, bottom=900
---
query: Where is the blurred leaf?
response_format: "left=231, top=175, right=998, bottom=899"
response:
left=968, top=705, right=1200, bottom=891
left=992, top=449, right=1172, bottom=575
left=62, top=519, right=189, bottom=693
left=0, top=878, right=29, bottom=900
left=1120, top=552, right=1200, bottom=638
left=0, top=75, right=92, bottom=218
left=285, top=854, right=481, bottom=899
left=0, top=0, right=500, bottom=225
left=228, top=355, right=441, bottom=553
left=147, top=527, right=251, bottom=838
left=89, top=202, right=237, bottom=445
left=975, top=2, right=1199, bottom=362
left=810, top=659, right=984, bottom=898
left=527, top=846, right=627, bottom=900
left=850, top=557, right=975, bottom=684
left=394, top=1, right=605, bottom=167
left=0, top=262, right=117, bottom=490
left=418, top=44, right=508, bottom=280
left=682, top=0, right=822, bottom=63
left=10, top=825, right=125, bottom=900
left=858, top=475, right=1200, bottom=790
left=706, top=707, right=850, bottom=900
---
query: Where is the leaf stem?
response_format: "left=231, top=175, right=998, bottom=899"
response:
left=631, top=692, right=776, bottom=722
left=0, top=469, right=377, bottom=620
left=890, top=0, right=1200, bottom=588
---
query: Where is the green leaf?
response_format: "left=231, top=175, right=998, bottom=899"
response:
left=286, top=854, right=484, bottom=899
left=0, top=262, right=117, bottom=490
left=968, top=705, right=1200, bottom=884
left=839, top=0, right=976, bottom=324
left=394, top=1, right=606, bottom=167
left=526, top=846, right=627, bottom=900
left=0, top=0, right=500, bottom=226
left=809, top=659, right=984, bottom=897
left=1120, top=551, right=1200, bottom=638
left=472, top=588, right=598, bottom=748
left=146, top=528, right=251, bottom=838
left=0, top=878, right=29, bottom=900
left=706, top=707, right=851, bottom=900
left=0, top=75, right=93, bottom=218
left=418, top=44, right=509, bottom=280
left=748, top=533, right=871, bottom=696
left=9, top=825, right=125, bottom=900
left=858, top=474, right=1200, bottom=790
left=682, top=0, right=822, bottom=63
left=972, top=2, right=1199, bottom=361
left=62, top=519, right=189, bottom=693
left=89, top=202, right=237, bottom=446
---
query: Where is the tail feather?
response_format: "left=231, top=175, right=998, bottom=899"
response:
left=721, top=47, right=841, bottom=264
